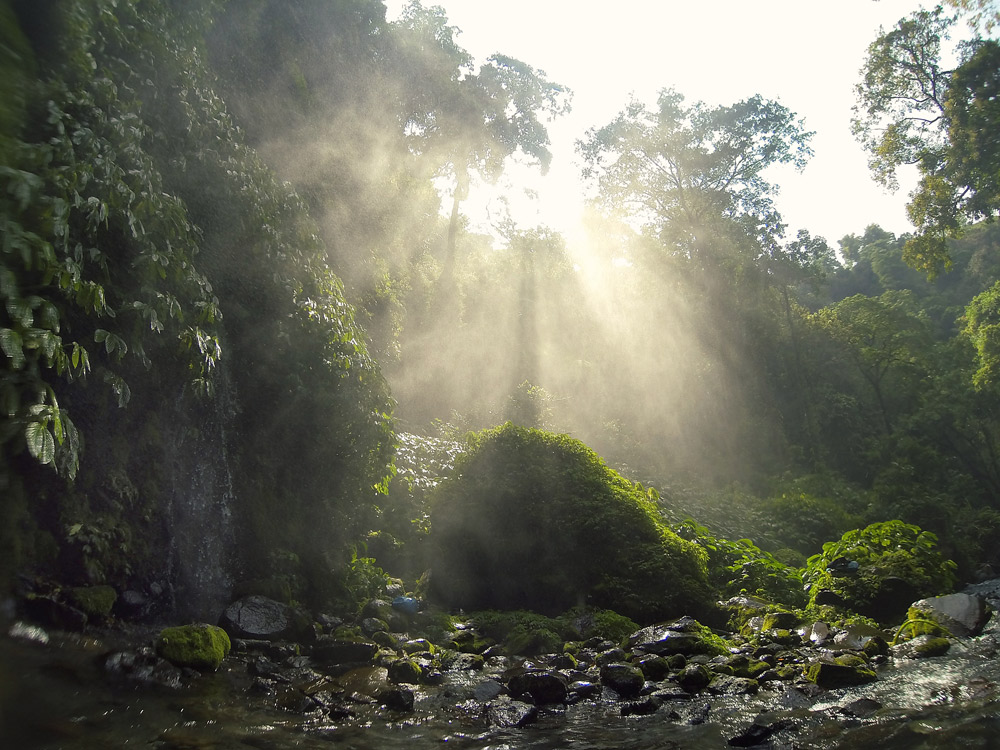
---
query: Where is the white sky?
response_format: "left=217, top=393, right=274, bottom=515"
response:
left=385, top=0, right=927, bottom=247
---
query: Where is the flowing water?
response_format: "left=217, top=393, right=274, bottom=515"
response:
left=4, top=606, right=1000, bottom=750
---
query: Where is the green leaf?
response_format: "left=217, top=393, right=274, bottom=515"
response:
left=0, top=328, right=25, bottom=369
left=26, top=421, right=55, bottom=465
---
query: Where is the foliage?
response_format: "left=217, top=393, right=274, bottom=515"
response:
left=803, top=521, right=958, bottom=618
left=426, top=424, right=712, bottom=623
left=675, top=520, right=806, bottom=608
left=854, top=8, right=1000, bottom=277
left=578, top=88, right=812, bottom=256
left=465, top=607, right=638, bottom=655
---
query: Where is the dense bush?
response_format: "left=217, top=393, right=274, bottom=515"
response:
left=804, top=520, right=957, bottom=623
left=425, top=424, right=712, bottom=623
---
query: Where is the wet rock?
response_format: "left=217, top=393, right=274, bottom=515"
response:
left=486, top=697, right=538, bottom=728
left=508, top=669, right=568, bottom=704
left=806, top=658, right=877, bottom=689
left=248, top=656, right=290, bottom=682
left=678, top=664, right=712, bottom=693
left=599, top=662, right=644, bottom=698
left=336, top=666, right=390, bottom=698
left=627, top=624, right=703, bottom=656
left=567, top=680, right=601, bottom=702
left=910, top=593, right=989, bottom=637
left=841, top=697, right=882, bottom=718
left=595, top=647, right=628, bottom=666
left=114, top=590, right=151, bottom=620
left=621, top=696, right=661, bottom=716
left=387, top=658, right=423, bottom=684
left=360, top=617, right=389, bottom=636
left=220, top=595, right=292, bottom=640
left=777, top=687, right=814, bottom=709
left=707, top=674, right=759, bottom=696
left=473, top=678, right=506, bottom=701
left=727, top=719, right=792, bottom=747
left=637, top=654, right=670, bottom=681
left=103, top=648, right=184, bottom=689
left=378, top=685, right=415, bottom=712
left=892, top=634, right=951, bottom=659
left=313, top=638, right=378, bottom=665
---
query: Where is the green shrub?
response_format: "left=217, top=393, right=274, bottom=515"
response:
left=804, top=520, right=957, bottom=622
left=676, top=520, right=806, bottom=608
left=426, top=424, right=711, bottom=622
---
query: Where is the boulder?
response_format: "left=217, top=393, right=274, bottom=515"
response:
left=599, top=662, right=644, bottom=699
left=220, top=595, right=293, bottom=640
left=806, top=658, right=877, bottom=689
left=312, top=638, right=378, bottom=665
left=508, top=670, right=568, bottom=704
left=155, top=623, right=231, bottom=670
left=910, top=592, right=989, bottom=637
left=627, top=622, right=709, bottom=656
left=486, top=697, right=537, bottom=728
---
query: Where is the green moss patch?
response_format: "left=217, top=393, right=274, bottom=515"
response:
left=156, top=624, right=231, bottom=671
left=426, top=425, right=711, bottom=622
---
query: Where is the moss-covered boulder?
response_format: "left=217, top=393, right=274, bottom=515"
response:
left=155, top=624, right=231, bottom=670
left=426, top=425, right=712, bottom=622
left=806, top=656, right=877, bottom=689
left=68, top=585, right=118, bottom=619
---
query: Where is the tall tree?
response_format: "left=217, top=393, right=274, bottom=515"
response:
left=578, top=89, right=813, bottom=265
left=854, top=7, right=1000, bottom=277
left=391, top=1, right=570, bottom=277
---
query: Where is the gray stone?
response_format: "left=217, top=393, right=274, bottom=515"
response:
left=911, top=592, right=989, bottom=637
left=219, top=595, right=291, bottom=640
left=486, top=697, right=537, bottom=728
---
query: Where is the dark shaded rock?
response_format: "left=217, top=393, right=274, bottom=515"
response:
left=68, top=586, right=117, bottom=619
left=599, top=662, right=644, bottom=699
left=761, top=611, right=799, bottom=630
left=486, top=697, right=537, bottom=728
left=911, top=593, right=989, bottom=637
left=567, top=680, right=601, bottom=702
left=677, top=664, right=712, bottom=693
left=814, top=589, right=847, bottom=607
left=114, top=590, right=150, bottom=620
left=387, top=658, right=423, bottom=684
left=595, top=647, right=628, bottom=667
left=378, top=686, right=414, bottom=712
left=649, top=686, right=692, bottom=701
left=621, top=696, right=661, bottom=716
left=24, top=595, right=87, bottom=631
left=856, top=577, right=920, bottom=624
left=248, top=656, right=290, bottom=682
left=842, top=697, right=882, bottom=718
left=103, top=648, right=184, bottom=689
left=313, top=638, right=378, bottom=665
left=637, top=655, right=670, bottom=681
left=359, top=617, right=389, bottom=636
left=728, top=719, right=792, bottom=747
left=508, top=670, right=568, bottom=705
left=220, top=596, right=292, bottom=640
left=708, top=674, right=759, bottom=696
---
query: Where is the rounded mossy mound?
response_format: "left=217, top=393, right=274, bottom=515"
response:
left=155, top=624, right=232, bottom=671
left=425, top=424, right=712, bottom=623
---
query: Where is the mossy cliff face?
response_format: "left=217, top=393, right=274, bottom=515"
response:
left=425, top=424, right=712, bottom=623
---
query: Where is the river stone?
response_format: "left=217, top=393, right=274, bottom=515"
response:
left=508, top=670, right=568, bottom=704
left=627, top=624, right=703, bottom=656
left=473, top=679, right=506, bottom=701
left=156, top=623, right=231, bottom=670
left=313, top=638, right=378, bottom=665
left=220, top=595, right=291, bottom=640
left=806, top=659, right=877, bottom=689
left=910, top=592, right=988, bottom=637
left=599, top=662, right=644, bottom=698
left=486, top=697, right=537, bottom=728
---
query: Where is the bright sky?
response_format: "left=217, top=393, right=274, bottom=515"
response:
left=385, top=0, right=926, bottom=247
